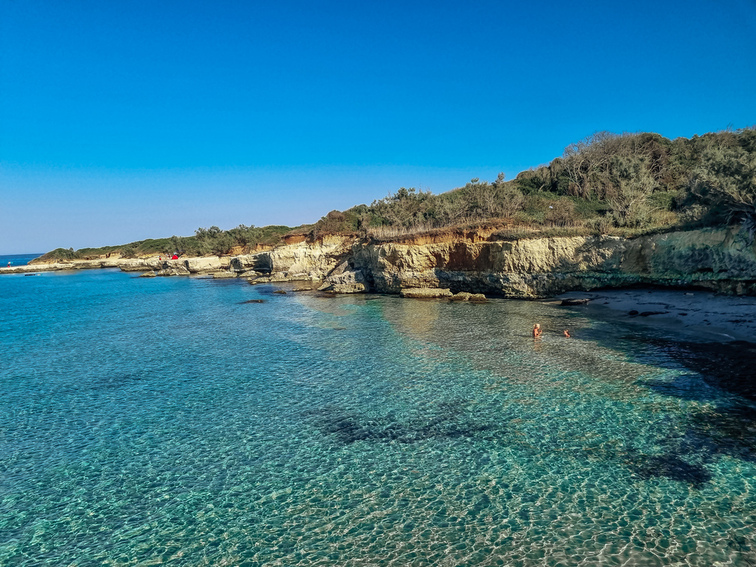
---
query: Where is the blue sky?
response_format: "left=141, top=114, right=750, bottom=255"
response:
left=1, top=0, right=755, bottom=254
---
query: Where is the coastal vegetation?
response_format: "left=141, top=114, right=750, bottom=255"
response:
left=37, top=225, right=292, bottom=262
left=315, top=127, right=756, bottom=241
left=36, top=128, right=755, bottom=261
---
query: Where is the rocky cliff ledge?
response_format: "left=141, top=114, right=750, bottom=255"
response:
left=0, top=256, right=232, bottom=276
left=246, top=228, right=756, bottom=297
left=5, top=228, right=754, bottom=297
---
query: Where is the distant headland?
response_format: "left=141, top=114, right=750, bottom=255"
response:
left=4, top=129, right=755, bottom=302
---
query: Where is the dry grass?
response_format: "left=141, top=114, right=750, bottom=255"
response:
left=365, top=223, right=436, bottom=240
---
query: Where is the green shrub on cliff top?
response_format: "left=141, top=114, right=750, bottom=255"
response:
left=36, top=247, right=81, bottom=262
left=687, top=140, right=756, bottom=228
left=326, top=127, right=754, bottom=240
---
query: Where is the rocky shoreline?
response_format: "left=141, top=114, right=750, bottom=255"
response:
left=4, top=227, right=756, bottom=344
left=4, top=225, right=756, bottom=303
left=0, top=255, right=238, bottom=277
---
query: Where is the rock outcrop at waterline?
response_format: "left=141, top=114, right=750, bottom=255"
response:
left=0, top=256, right=232, bottom=276
left=246, top=227, right=756, bottom=297
left=4, top=227, right=755, bottom=297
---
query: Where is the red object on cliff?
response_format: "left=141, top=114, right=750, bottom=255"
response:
left=171, top=254, right=179, bottom=260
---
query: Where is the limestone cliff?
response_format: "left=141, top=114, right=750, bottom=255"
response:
left=250, top=227, right=756, bottom=297
left=237, top=235, right=358, bottom=287
left=7, top=228, right=755, bottom=297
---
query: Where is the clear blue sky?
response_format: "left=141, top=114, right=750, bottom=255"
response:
left=1, top=0, right=755, bottom=254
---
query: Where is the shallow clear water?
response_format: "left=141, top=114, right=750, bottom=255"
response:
left=1, top=270, right=754, bottom=566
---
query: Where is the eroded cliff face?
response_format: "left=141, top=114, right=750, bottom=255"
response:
left=8, top=229, right=753, bottom=296
left=252, top=228, right=756, bottom=297
left=236, top=235, right=356, bottom=285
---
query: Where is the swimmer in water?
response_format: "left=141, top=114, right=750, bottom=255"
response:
left=533, top=323, right=543, bottom=339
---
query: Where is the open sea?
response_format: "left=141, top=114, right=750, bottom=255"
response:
left=1, top=254, right=43, bottom=268
left=1, top=267, right=754, bottom=566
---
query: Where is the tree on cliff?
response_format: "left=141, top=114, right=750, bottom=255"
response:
left=688, top=133, right=756, bottom=238
left=370, top=187, right=434, bottom=228
left=195, top=226, right=233, bottom=256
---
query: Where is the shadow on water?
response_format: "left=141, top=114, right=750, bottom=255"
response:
left=639, top=372, right=718, bottom=402
left=636, top=338, right=756, bottom=402
left=612, top=400, right=756, bottom=487
left=687, top=404, right=756, bottom=462
left=621, top=336, right=756, bottom=483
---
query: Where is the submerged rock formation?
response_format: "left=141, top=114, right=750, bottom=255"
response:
left=399, top=288, right=453, bottom=299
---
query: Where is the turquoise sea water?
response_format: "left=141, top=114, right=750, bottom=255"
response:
left=1, top=269, right=754, bottom=566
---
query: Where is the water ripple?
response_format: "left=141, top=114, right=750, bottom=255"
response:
left=0, top=273, right=754, bottom=565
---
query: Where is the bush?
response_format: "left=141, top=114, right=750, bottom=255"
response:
left=37, top=247, right=81, bottom=262
left=586, top=216, right=614, bottom=235
left=120, top=245, right=138, bottom=258
left=545, top=200, right=578, bottom=227
left=688, top=142, right=756, bottom=227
